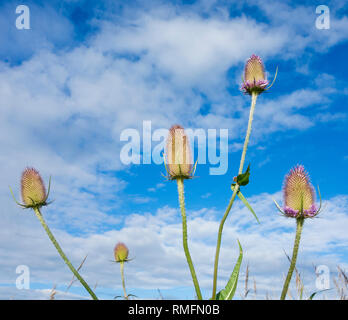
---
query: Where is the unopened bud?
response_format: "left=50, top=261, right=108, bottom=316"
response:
left=165, top=125, right=193, bottom=179
left=21, top=168, right=47, bottom=207
left=241, top=54, right=269, bottom=95
left=114, top=242, right=129, bottom=262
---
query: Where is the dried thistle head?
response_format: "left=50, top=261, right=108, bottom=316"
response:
left=241, top=54, right=276, bottom=95
left=164, top=125, right=194, bottom=180
left=282, top=165, right=319, bottom=218
left=114, top=242, right=129, bottom=263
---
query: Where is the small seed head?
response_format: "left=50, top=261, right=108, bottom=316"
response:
left=165, top=125, right=193, bottom=179
left=241, top=54, right=269, bottom=95
left=114, top=242, right=129, bottom=262
left=21, top=168, right=47, bottom=207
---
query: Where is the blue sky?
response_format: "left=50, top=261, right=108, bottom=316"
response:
left=0, top=0, right=348, bottom=300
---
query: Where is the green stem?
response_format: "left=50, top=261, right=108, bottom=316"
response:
left=33, top=207, right=98, bottom=300
left=280, top=217, right=304, bottom=300
left=211, top=185, right=239, bottom=299
left=238, top=92, right=258, bottom=175
left=176, top=177, right=203, bottom=300
left=211, top=92, right=258, bottom=300
left=120, top=261, right=128, bottom=300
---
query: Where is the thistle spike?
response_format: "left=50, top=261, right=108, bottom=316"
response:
left=164, top=125, right=195, bottom=180
left=241, top=54, right=270, bottom=95
left=281, top=165, right=320, bottom=218
left=10, top=168, right=51, bottom=209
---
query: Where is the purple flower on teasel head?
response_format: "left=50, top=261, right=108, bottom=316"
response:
left=241, top=54, right=272, bottom=95
left=282, top=165, right=320, bottom=218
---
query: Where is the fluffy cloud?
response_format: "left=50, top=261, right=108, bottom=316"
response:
left=93, top=14, right=285, bottom=89
left=1, top=191, right=347, bottom=299
left=1, top=1, right=347, bottom=300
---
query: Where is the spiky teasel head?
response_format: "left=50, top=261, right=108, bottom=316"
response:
left=114, top=242, right=129, bottom=263
left=164, top=125, right=196, bottom=180
left=10, top=167, right=51, bottom=209
left=241, top=54, right=277, bottom=95
left=274, top=165, right=321, bottom=219
left=21, top=168, right=46, bottom=205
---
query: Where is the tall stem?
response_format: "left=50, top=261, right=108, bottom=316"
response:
left=238, top=92, right=258, bottom=175
left=211, top=185, right=239, bottom=299
left=120, top=261, right=128, bottom=300
left=176, top=177, right=203, bottom=300
left=211, top=92, right=258, bottom=300
left=280, top=217, right=304, bottom=300
left=33, top=207, right=98, bottom=300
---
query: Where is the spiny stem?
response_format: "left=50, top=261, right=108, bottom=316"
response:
left=120, top=261, right=128, bottom=300
left=238, top=92, right=257, bottom=175
left=176, top=177, right=203, bottom=300
left=33, top=207, right=98, bottom=300
left=280, top=217, right=304, bottom=300
left=211, top=92, right=258, bottom=300
left=211, top=185, right=239, bottom=299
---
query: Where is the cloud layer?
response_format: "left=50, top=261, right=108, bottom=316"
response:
left=1, top=0, right=348, bottom=299
left=1, top=191, right=348, bottom=299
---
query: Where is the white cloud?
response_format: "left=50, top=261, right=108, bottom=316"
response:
left=1, top=1, right=347, bottom=300
left=0, top=3, right=74, bottom=62
left=246, top=0, right=348, bottom=54
left=201, top=192, right=212, bottom=199
left=148, top=183, right=166, bottom=192
left=0, top=287, right=87, bottom=300
left=1, top=191, right=347, bottom=299
left=93, top=14, right=286, bottom=89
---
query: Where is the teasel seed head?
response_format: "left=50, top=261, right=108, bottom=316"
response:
left=282, top=165, right=319, bottom=218
left=9, top=167, right=51, bottom=209
left=17, top=167, right=50, bottom=209
left=114, top=242, right=129, bottom=263
left=164, top=125, right=195, bottom=180
left=241, top=54, right=277, bottom=95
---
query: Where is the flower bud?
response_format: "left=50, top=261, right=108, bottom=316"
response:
left=114, top=242, right=129, bottom=262
left=165, top=125, right=193, bottom=179
left=283, top=165, right=317, bottom=218
left=241, top=54, right=269, bottom=95
left=21, top=167, right=47, bottom=207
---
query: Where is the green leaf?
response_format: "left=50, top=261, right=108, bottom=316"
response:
left=272, top=198, right=284, bottom=214
left=308, top=292, right=316, bottom=300
left=236, top=164, right=250, bottom=186
left=316, top=185, right=322, bottom=215
left=216, top=240, right=243, bottom=300
left=299, top=284, right=304, bottom=300
left=231, top=185, right=260, bottom=224
left=308, top=289, right=330, bottom=300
